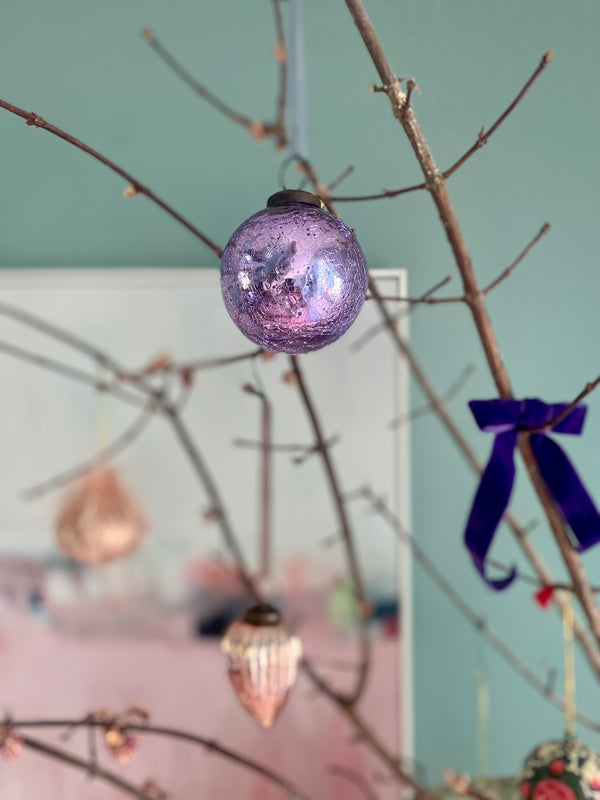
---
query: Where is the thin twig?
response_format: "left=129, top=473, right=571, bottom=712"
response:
left=482, top=223, right=550, bottom=295
left=141, top=13, right=287, bottom=148
left=364, top=223, right=549, bottom=306
left=243, top=383, right=273, bottom=580
left=355, top=275, right=452, bottom=352
left=327, top=165, right=355, bottom=191
left=358, top=488, right=600, bottom=734
left=328, top=764, right=381, bottom=800
left=364, top=275, right=453, bottom=304
left=0, top=340, right=145, bottom=409
left=23, top=403, right=156, bottom=500
left=0, top=99, right=223, bottom=257
left=329, top=180, right=426, bottom=203
left=525, top=374, right=600, bottom=435
left=18, top=721, right=312, bottom=800
left=233, top=434, right=340, bottom=465
left=389, top=364, right=475, bottom=428
left=178, top=347, right=264, bottom=373
left=444, top=52, right=554, bottom=179
left=330, top=52, right=553, bottom=204
left=486, top=559, right=600, bottom=593
left=164, top=407, right=260, bottom=599
left=289, top=356, right=370, bottom=706
left=21, top=733, right=155, bottom=800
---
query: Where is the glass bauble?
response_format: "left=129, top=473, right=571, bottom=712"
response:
left=221, top=190, right=368, bottom=354
left=55, top=466, right=146, bottom=565
left=221, top=603, right=302, bottom=728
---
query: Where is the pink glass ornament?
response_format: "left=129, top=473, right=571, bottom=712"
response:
left=221, top=604, right=302, bottom=728
left=221, top=190, right=368, bottom=354
left=55, top=466, right=146, bottom=565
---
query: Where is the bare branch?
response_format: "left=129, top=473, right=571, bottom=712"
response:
left=344, top=0, right=600, bottom=654
left=355, top=275, right=453, bottom=352
left=389, top=364, right=475, bottom=428
left=21, top=733, right=156, bottom=800
left=242, top=383, right=273, bottom=580
left=0, top=340, right=144, bottom=409
left=525, top=374, right=600, bottom=436
left=18, top=720, right=312, bottom=800
left=232, top=434, right=340, bottom=465
left=357, top=488, right=600, bottom=735
left=365, top=279, right=600, bottom=678
left=164, top=406, right=261, bottom=600
left=0, top=98, right=223, bottom=258
left=365, top=275, right=454, bottom=304
left=328, top=764, right=381, bottom=800
left=178, top=347, right=265, bottom=373
left=444, top=51, right=554, bottom=179
left=289, top=356, right=370, bottom=706
left=141, top=12, right=287, bottom=148
left=327, top=164, right=355, bottom=191
left=329, top=180, right=426, bottom=203
left=330, top=51, right=553, bottom=204
left=23, top=403, right=156, bottom=500
left=482, top=223, right=550, bottom=295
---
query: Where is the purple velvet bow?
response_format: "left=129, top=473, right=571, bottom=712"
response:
left=465, top=398, right=600, bottom=590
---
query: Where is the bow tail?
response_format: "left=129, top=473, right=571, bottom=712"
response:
left=464, top=430, right=519, bottom=590
left=531, top=434, right=600, bottom=552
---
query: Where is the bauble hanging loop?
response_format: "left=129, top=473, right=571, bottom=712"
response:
left=55, top=466, right=146, bottom=566
left=220, top=191, right=368, bottom=354
left=221, top=603, right=302, bottom=728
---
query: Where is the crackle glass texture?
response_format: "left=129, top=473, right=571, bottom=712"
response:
left=221, top=203, right=368, bottom=354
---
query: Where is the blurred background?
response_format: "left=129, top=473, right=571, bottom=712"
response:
left=2, top=0, right=600, bottom=790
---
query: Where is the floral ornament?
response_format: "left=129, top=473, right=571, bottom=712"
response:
left=519, top=740, right=600, bottom=800
left=0, top=725, right=23, bottom=760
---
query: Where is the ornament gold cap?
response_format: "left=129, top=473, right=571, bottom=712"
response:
left=266, top=189, right=324, bottom=209
left=242, top=603, right=282, bottom=626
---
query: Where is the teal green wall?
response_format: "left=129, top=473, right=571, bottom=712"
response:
left=3, top=0, right=600, bottom=785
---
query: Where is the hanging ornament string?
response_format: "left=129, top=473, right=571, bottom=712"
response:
left=278, top=0, right=309, bottom=189
left=563, top=592, right=576, bottom=740
left=286, top=0, right=309, bottom=162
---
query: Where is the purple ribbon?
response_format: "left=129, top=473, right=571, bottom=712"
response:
left=465, top=398, right=600, bottom=590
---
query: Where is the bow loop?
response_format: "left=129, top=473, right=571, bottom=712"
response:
left=465, top=397, right=600, bottom=590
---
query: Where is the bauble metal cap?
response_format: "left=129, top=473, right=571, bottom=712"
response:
left=266, top=189, right=324, bottom=209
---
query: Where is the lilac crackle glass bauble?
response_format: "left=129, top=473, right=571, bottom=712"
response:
left=220, top=190, right=368, bottom=354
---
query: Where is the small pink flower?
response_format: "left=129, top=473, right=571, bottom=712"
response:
left=0, top=729, right=23, bottom=761
left=104, top=727, right=139, bottom=765
left=549, top=760, right=566, bottom=776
